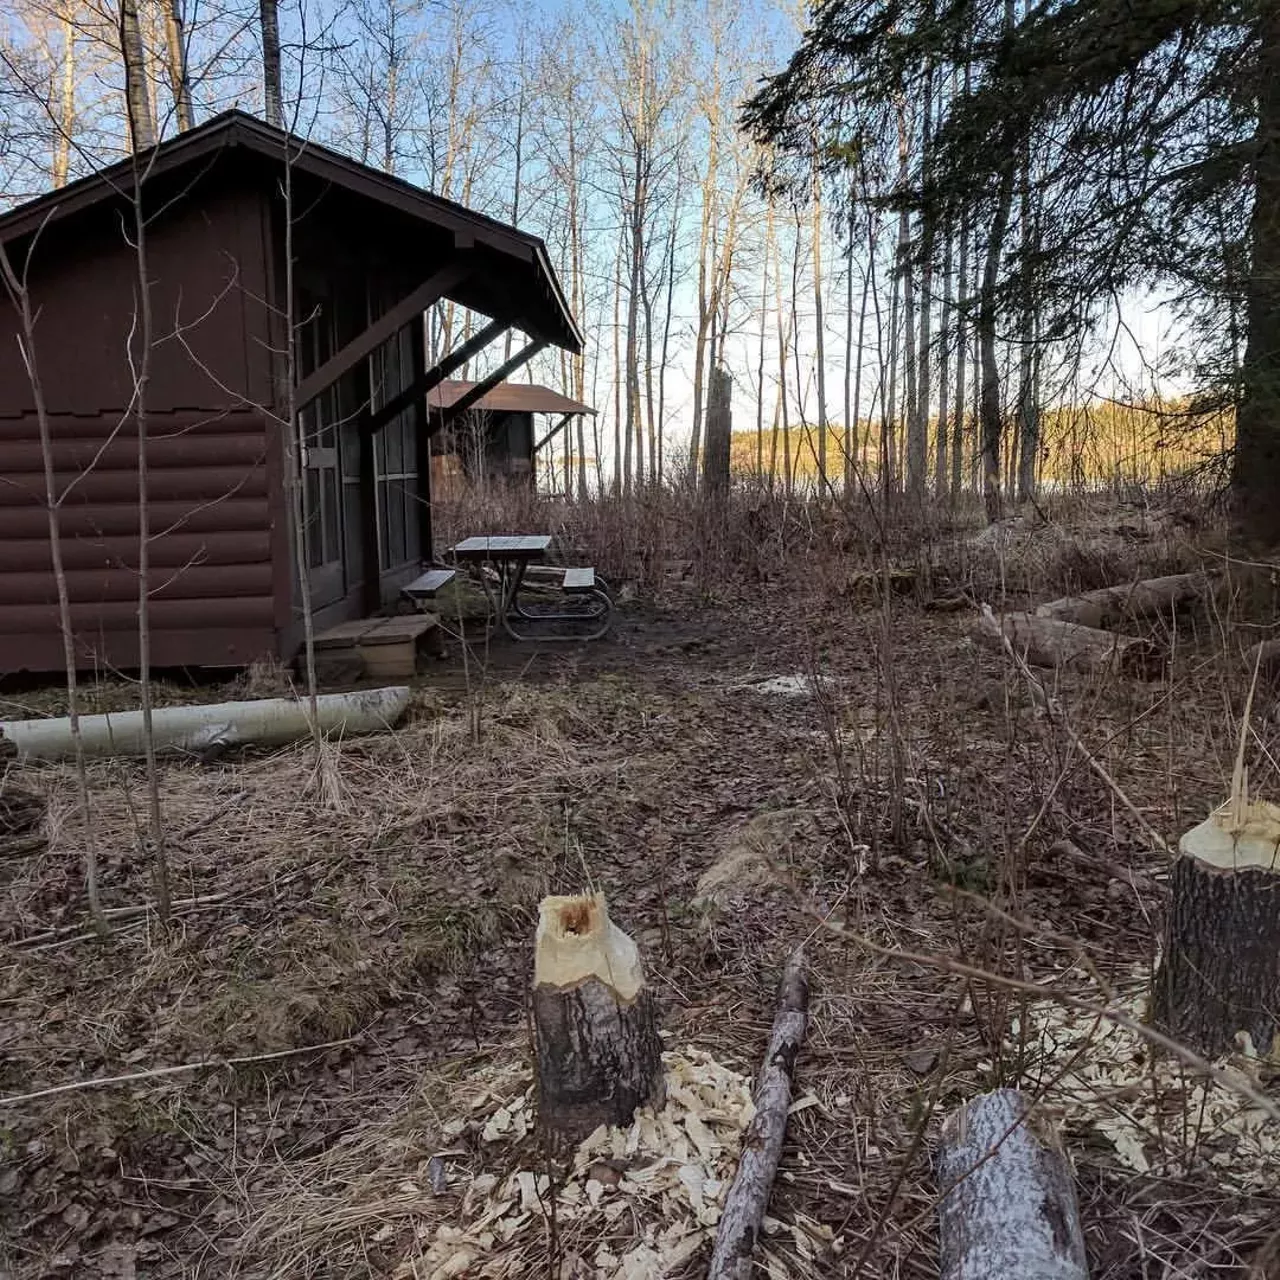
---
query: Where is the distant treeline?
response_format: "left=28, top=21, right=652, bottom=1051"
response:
left=728, top=398, right=1232, bottom=492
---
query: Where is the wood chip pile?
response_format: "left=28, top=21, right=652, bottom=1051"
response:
left=401, top=1045, right=759, bottom=1279
left=1012, top=969, right=1280, bottom=1191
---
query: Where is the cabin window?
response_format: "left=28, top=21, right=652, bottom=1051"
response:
left=369, top=321, right=420, bottom=570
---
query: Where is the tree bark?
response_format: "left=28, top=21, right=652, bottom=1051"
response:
left=1152, top=805, right=1280, bottom=1059
left=53, top=4, right=77, bottom=187
left=708, top=948, right=809, bottom=1280
left=119, top=0, right=155, bottom=151
left=1035, top=573, right=1216, bottom=631
left=937, top=1088, right=1088, bottom=1280
left=973, top=609, right=1162, bottom=676
left=1231, top=4, right=1280, bottom=547
left=979, top=160, right=1015, bottom=522
left=533, top=894, right=664, bottom=1143
left=160, top=0, right=192, bottom=131
left=260, top=0, right=283, bottom=128
left=702, top=366, right=733, bottom=494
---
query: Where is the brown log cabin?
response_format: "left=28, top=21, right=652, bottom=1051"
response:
left=0, top=110, right=581, bottom=674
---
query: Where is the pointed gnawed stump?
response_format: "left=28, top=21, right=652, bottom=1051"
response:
left=532, top=893, right=664, bottom=1142
left=1153, top=802, right=1280, bottom=1060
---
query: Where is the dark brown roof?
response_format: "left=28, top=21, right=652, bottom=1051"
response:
left=0, top=110, right=582, bottom=353
left=428, top=381, right=596, bottom=415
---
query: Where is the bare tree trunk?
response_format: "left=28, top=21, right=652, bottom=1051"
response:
left=898, top=103, right=923, bottom=499
left=688, top=121, right=719, bottom=486
left=811, top=159, right=828, bottom=495
left=260, top=0, right=283, bottom=128
left=935, top=212, right=954, bottom=495
left=120, top=0, right=156, bottom=150
left=1015, top=153, right=1041, bottom=503
left=160, top=0, right=192, bottom=131
left=913, top=73, right=937, bottom=501
left=979, top=161, right=1015, bottom=522
left=612, top=231, right=623, bottom=495
left=950, top=202, right=970, bottom=502
left=657, top=207, right=677, bottom=486
left=0, top=248, right=106, bottom=934
left=53, top=4, right=77, bottom=186
left=757, top=200, right=773, bottom=483
left=702, top=366, right=732, bottom=494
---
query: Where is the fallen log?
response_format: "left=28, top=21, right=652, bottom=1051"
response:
left=1035, top=572, right=1213, bottom=631
left=709, top=948, right=809, bottom=1280
left=0, top=686, right=411, bottom=761
left=937, top=1088, right=1088, bottom=1280
left=972, top=609, right=1162, bottom=677
left=532, top=893, right=664, bottom=1142
left=1152, top=800, right=1280, bottom=1059
left=1242, top=637, right=1280, bottom=677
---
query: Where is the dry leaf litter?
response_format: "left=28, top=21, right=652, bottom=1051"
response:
left=1011, top=966, right=1280, bottom=1191
left=401, top=1042, right=822, bottom=1280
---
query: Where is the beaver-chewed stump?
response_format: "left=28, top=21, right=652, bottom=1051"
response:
left=1153, top=801, right=1280, bottom=1061
left=532, top=893, right=664, bottom=1143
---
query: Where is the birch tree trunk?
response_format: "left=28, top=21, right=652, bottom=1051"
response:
left=53, top=4, right=77, bottom=186
left=936, top=211, right=954, bottom=496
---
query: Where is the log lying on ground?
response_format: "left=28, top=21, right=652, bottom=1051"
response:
left=1035, top=572, right=1213, bottom=631
left=709, top=948, right=809, bottom=1280
left=0, top=687, right=412, bottom=761
left=1242, top=638, right=1280, bottom=677
left=1152, top=801, right=1280, bottom=1060
left=972, top=609, right=1163, bottom=676
left=938, top=1088, right=1089, bottom=1280
left=532, top=893, right=664, bottom=1142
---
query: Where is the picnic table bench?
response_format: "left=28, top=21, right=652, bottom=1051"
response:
left=450, top=535, right=612, bottom=641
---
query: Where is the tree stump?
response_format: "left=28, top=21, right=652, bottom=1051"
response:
left=1153, top=802, right=1280, bottom=1060
left=532, top=893, right=664, bottom=1142
left=937, top=1088, right=1088, bottom=1280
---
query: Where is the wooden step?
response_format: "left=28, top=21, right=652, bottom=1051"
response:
left=309, top=613, right=442, bottom=679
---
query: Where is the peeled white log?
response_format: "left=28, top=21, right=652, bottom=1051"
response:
left=709, top=948, right=809, bottom=1280
left=0, top=686, right=411, bottom=761
left=938, top=1088, right=1088, bottom=1280
left=1036, top=572, right=1213, bottom=630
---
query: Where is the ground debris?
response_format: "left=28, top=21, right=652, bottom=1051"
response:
left=399, top=1047, right=757, bottom=1280
left=1013, top=968, right=1280, bottom=1192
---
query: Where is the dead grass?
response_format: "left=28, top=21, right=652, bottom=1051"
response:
left=1, top=485, right=1278, bottom=1278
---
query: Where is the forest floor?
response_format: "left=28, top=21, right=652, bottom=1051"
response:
left=2, top=500, right=1279, bottom=1279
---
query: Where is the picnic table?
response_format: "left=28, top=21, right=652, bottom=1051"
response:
left=450, top=535, right=612, bottom=641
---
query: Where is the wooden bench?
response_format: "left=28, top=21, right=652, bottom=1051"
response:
left=562, top=567, right=596, bottom=594
left=401, top=567, right=457, bottom=601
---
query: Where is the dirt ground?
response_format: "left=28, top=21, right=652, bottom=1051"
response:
left=2, top=545, right=1279, bottom=1278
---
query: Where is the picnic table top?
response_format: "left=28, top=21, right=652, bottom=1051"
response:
left=452, top=535, right=552, bottom=560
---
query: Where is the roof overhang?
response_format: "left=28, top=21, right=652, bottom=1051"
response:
left=0, top=111, right=583, bottom=354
